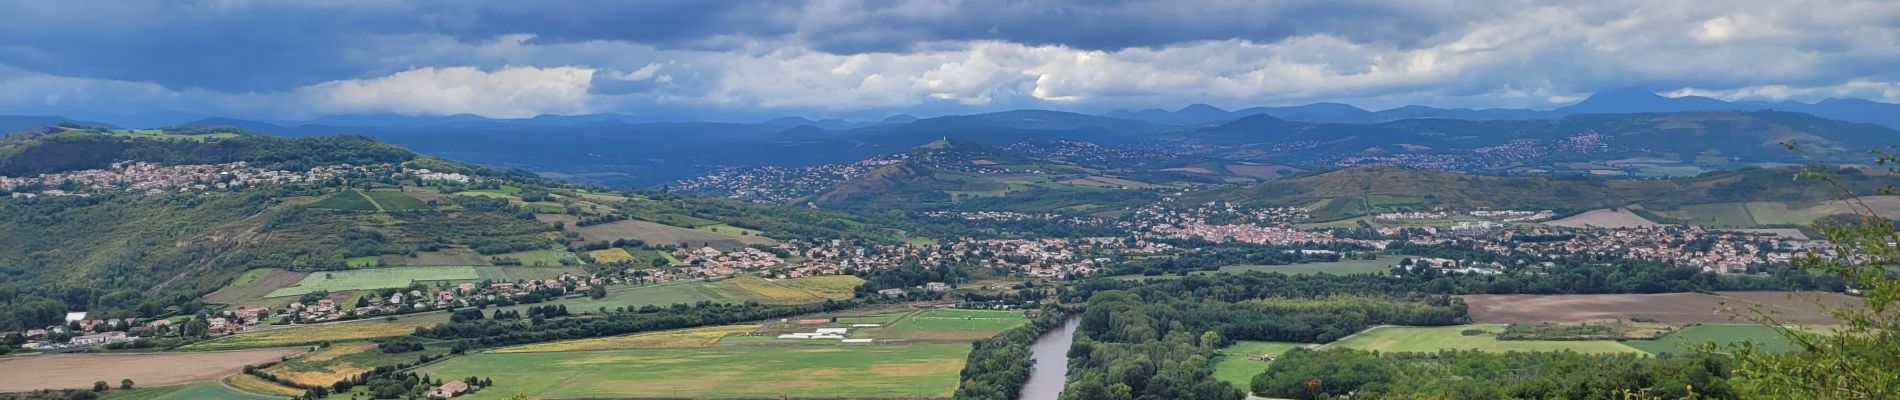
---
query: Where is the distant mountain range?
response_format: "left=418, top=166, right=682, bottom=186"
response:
left=1105, top=88, right=1900, bottom=129
left=4, top=90, right=1898, bottom=187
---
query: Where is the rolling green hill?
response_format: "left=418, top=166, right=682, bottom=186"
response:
left=0, top=126, right=928, bottom=331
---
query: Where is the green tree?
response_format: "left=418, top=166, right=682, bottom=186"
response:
left=120, top=379, right=134, bottom=389
left=93, top=381, right=109, bottom=392
left=1714, top=154, right=1900, bottom=399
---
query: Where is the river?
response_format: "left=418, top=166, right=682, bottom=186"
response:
left=1017, top=316, right=1081, bottom=400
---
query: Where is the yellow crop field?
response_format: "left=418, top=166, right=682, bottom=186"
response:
left=493, top=325, right=758, bottom=353
left=727, top=275, right=821, bottom=303
left=226, top=372, right=307, bottom=397
left=775, top=275, right=865, bottom=300
left=588, top=248, right=636, bottom=264
left=181, top=319, right=437, bottom=351
left=261, top=343, right=377, bottom=386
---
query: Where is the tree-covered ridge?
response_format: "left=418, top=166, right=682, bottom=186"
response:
left=0, top=125, right=414, bottom=177
left=1208, top=164, right=1898, bottom=215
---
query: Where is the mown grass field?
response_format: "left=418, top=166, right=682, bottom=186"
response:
left=131, top=382, right=280, bottom=400
left=771, top=275, right=864, bottom=300
left=494, top=325, right=757, bottom=353
left=876, top=309, right=1028, bottom=341
left=200, top=269, right=309, bottom=306
left=1328, top=324, right=1644, bottom=354
left=181, top=319, right=440, bottom=350
left=421, top=344, right=972, bottom=399
left=1213, top=341, right=1309, bottom=390
left=489, top=248, right=578, bottom=267
left=1671, top=202, right=1758, bottom=227
left=1622, top=324, right=1802, bottom=355
left=265, top=266, right=480, bottom=297
left=1216, top=256, right=1397, bottom=276
left=587, top=247, right=635, bottom=264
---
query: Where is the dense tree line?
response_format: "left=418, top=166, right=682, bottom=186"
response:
left=0, top=128, right=414, bottom=176
left=852, top=262, right=969, bottom=297
left=415, top=300, right=857, bottom=349
left=950, top=306, right=1071, bottom=400
left=1255, top=348, right=1737, bottom=399
left=1053, top=274, right=1470, bottom=400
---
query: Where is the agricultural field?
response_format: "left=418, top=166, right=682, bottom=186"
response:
left=1544, top=208, right=1663, bottom=229
left=126, top=382, right=283, bottom=400
left=474, top=266, right=584, bottom=282
left=1461, top=292, right=1847, bottom=325
left=696, top=223, right=762, bottom=236
left=488, top=248, right=580, bottom=267
left=308, top=190, right=378, bottom=211
left=265, top=266, right=481, bottom=297
left=875, top=309, right=1029, bottom=342
left=726, top=275, right=837, bottom=303
left=574, top=219, right=776, bottom=250
left=261, top=342, right=453, bottom=387
left=1216, top=256, right=1397, bottom=276
left=0, top=348, right=307, bottom=392
left=181, top=319, right=440, bottom=350
left=770, top=275, right=864, bottom=300
left=505, top=275, right=851, bottom=314
left=587, top=247, right=635, bottom=264
left=201, top=268, right=309, bottom=306
left=494, top=325, right=758, bottom=353
left=1328, top=324, right=1645, bottom=354
left=1622, top=324, right=1803, bottom=355
left=420, top=343, right=971, bottom=399
left=1212, top=341, right=1309, bottom=389
left=453, top=185, right=523, bottom=199
left=223, top=373, right=306, bottom=398
left=1670, top=202, right=1758, bottom=227
left=393, top=247, right=490, bottom=266
left=362, top=190, right=428, bottom=211
left=345, top=256, right=382, bottom=268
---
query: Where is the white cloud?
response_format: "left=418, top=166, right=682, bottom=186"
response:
left=294, top=66, right=596, bottom=118
left=5, top=0, right=1900, bottom=120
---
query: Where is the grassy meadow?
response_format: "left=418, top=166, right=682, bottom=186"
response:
left=1328, top=324, right=1645, bottom=354
left=1212, top=341, right=1309, bottom=389
left=265, top=266, right=481, bottom=297
left=421, top=344, right=971, bottom=399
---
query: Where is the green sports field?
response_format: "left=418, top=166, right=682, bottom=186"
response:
left=1328, top=324, right=1644, bottom=354
left=265, top=266, right=480, bottom=297
left=1212, top=341, right=1308, bottom=389
left=420, top=344, right=971, bottom=399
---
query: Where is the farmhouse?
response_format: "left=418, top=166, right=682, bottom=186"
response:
left=69, top=331, right=127, bottom=346
left=429, top=380, right=469, bottom=398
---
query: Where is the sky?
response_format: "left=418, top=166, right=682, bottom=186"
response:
left=1, top=0, right=1897, bottom=125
